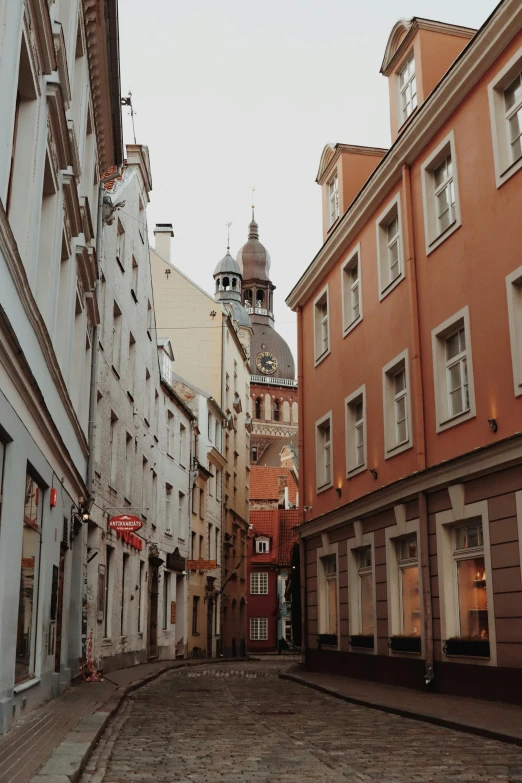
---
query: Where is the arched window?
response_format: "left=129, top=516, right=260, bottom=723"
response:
left=255, top=397, right=262, bottom=419
left=244, top=289, right=252, bottom=306
left=216, top=278, right=220, bottom=289
left=231, top=277, right=237, bottom=290
left=256, top=289, right=264, bottom=307
left=223, top=276, right=230, bottom=290
left=273, top=399, right=280, bottom=421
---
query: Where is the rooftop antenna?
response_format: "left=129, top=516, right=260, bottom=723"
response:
left=121, top=91, right=137, bottom=144
left=251, top=185, right=256, bottom=221
left=226, top=221, right=232, bottom=252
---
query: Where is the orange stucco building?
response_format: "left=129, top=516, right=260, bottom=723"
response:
left=287, top=2, right=522, bottom=703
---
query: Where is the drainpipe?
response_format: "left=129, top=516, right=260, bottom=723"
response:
left=401, top=164, right=433, bottom=684
left=220, top=312, right=227, bottom=651
left=296, top=306, right=307, bottom=655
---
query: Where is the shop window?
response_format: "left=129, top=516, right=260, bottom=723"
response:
left=454, top=522, right=488, bottom=641
left=348, top=540, right=375, bottom=649
left=358, top=546, right=373, bottom=636
left=16, top=472, right=44, bottom=684
left=398, top=535, right=420, bottom=636
left=319, top=554, right=338, bottom=640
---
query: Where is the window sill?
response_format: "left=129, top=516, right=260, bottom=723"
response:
left=316, top=481, right=333, bottom=495
left=192, top=631, right=200, bottom=637
left=443, top=638, right=490, bottom=658
left=426, top=219, right=461, bottom=256
left=343, top=315, right=362, bottom=339
left=127, top=391, right=134, bottom=402
left=102, top=638, right=112, bottom=646
left=384, top=440, right=413, bottom=460
left=378, top=272, right=405, bottom=302
left=349, top=634, right=374, bottom=650
left=314, top=348, right=331, bottom=368
left=496, top=154, right=522, bottom=189
left=111, top=366, right=120, bottom=380
left=164, top=531, right=173, bottom=537
left=389, top=635, right=421, bottom=654
left=14, top=677, right=40, bottom=694
left=108, top=485, right=117, bottom=494
left=437, top=407, right=475, bottom=433
left=346, top=463, right=366, bottom=479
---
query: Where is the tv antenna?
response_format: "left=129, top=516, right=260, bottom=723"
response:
left=121, top=91, right=137, bottom=144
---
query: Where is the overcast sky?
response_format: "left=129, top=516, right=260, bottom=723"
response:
left=119, top=0, right=495, bottom=362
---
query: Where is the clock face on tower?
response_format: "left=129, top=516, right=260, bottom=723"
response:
left=256, top=351, right=278, bottom=375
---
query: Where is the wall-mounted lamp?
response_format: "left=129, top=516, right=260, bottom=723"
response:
left=335, top=487, right=342, bottom=498
left=369, top=469, right=378, bottom=480
left=487, top=418, right=498, bottom=433
left=303, top=505, right=312, bottom=512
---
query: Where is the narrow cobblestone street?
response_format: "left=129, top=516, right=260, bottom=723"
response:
left=80, top=660, right=522, bottom=783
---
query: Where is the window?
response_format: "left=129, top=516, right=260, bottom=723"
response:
left=383, top=351, right=412, bottom=458
left=144, top=369, right=151, bottom=425
left=199, top=488, right=204, bottom=519
left=488, top=52, right=522, bottom=187
left=255, top=397, right=262, bottom=419
left=345, top=386, right=366, bottom=476
left=179, top=491, right=185, bottom=528
left=109, top=412, right=118, bottom=490
left=319, top=554, right=338, bottom=637
left=358, top=546, right=374, bottom=636
left=273, top=399, right=280, bottom=421
left=342, top=245, right=362, bottom=335
left=166, top=410, right=174, bottom=456
left=313, top=286, right=330, bottom=364
left=165, top=484, right=173, bottom=534
left=151, top=471, right=157, bottom=524
left=453, top=522, right=488, bottom=641
left=250, top=617, right=268, bottom=641
left=112, top=301, right=122, bottom=374
left=432, top=307, right=476, bottom=432
left=131, top=256, right=138, bottom=301
left=192, top=596, right=199, bottom=634
left=255, top=538, right=269, bottom=554
left=421, top=133, right=461, bottom=253
left=208, top=411, right=213, bottom=441
left=376, top=195, right=403, bottom=299
left=160, top=349, right=171, bottom=381
left=121, top=553, right=129, bottom=636
left=399, top=55, right=417, bottom=124
left=116, top=219, right=125, bottom=271
left=398, top=536, right=420, bottom=637
left=282, top=617, right=292, bottom=643
left=327, top=172, right=339, bottom=227
left=16, top=472, right=44, bottom=683
left=179, top=423, right=186, bottom=466
left=251, top=572, right=268, bottom=594
left=191, top=531, right=196, bottom=559
left=138, top=561, right=144, bottom=632
left=252, top=446, right=258, bottom=463
left=315, top=413, right=332, bottom=491
left=127, top=333, right=136, bottom=399
left=506, top=265, right=522, bottom=396
left=124, top=432, right=133, bottom=500
left=104, top=546, right=113, bottom=638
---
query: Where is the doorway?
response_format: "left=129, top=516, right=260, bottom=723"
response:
left=54, top=545, right=66, bottom=673
left=148, top=566, right=158, bottom=659
left=206, top=597, right=214, bottom=658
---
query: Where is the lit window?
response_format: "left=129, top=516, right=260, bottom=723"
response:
left=250, top=617, right=268, bottom=640
left=313, top=287, right=329, bottom=363
left=358, top=546, right=374, bottom=636
left=398, top=536, right=420, bottom=637
left=399, top=55, right=417, bottom=123
left=316, top=415, right=332, bottom=490
left=453, top=522, right=488, bottom=641
left=328, top=172, right=339, bottom=226
left=250, top=572, right=268, bottom=594
left=320, top=555, right=338, bottom=637
left=445, top=327, right=469, bottom=418
left=504, top=72, right=522, bottom=164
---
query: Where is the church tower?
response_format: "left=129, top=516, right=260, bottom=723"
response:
left=236, top=214, right=298, bottom=467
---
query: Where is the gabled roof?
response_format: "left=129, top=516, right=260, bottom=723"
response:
left=380, top=17, right=476, bottom=76
left=316, top=143, right=388, bottom=184
left=250, top=509, right=299, bottom=566
left=157, top=336, right=174, bottom=360
left=250, top=467, right=298, bottom=505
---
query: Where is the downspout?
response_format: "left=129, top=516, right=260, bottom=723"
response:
left=402, top=164, right=433, bottom=684
left=220, top=312, right=226, bottom=651
left=296, top=306, right=307, bottom=656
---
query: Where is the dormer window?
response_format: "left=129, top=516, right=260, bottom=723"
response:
left=328, top=172, right=339, bottom=227
left=256, top=537, right=270, bottom=554
left=160, top=348, right=171, bottom=381
left=399, top=55, right=417, bottom=124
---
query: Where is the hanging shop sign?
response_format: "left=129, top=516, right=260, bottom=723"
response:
left=187, top=559, right=217, bottom=571
left=116, top=530, right=143, bottom=551
left=109, top=514, right=143, bottom=533
left=170, top=601, right=177, bottom=624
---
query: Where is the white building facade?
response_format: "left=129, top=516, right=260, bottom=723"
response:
left=0, top=0, right=122, bottom=732
left=86, top=146, right=194, bottom=672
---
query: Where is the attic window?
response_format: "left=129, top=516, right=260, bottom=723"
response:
left=256, top=538, right=269, bottom=554
left=160, top=348, right=171, bottom=381
left=399, top=55, right=417, bottom=124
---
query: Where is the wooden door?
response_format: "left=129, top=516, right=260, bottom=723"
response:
left=54, top=546, right=66, bottom=673
left=148, top=566, right=158, bottom=659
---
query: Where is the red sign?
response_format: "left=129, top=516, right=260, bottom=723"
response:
left=116, top=530, right=143, bottom=551
left=109, top=514, right=143, bottom=532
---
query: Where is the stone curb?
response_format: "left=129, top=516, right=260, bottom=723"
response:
left=28, top=657, right=251, bottom=783
left=279, top=670, right=522, bottom=748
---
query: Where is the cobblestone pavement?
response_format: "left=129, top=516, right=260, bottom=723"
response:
left=81, top=659, right=522, bottom=783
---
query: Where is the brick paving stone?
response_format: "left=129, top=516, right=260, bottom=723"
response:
left=80, top=660, right=522, bottom=783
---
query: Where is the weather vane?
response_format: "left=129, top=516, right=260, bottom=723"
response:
left=226, top=221, right=232, bottom=251
left=251, top=185, right=256, bottom=220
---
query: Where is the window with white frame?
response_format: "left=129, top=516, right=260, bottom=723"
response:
left=453, top=521, right=488, bottom=641
left=255, top=537, right=270, bottom=554
left=116, top=219, right=125, bottom=271
left=383, top=351, right=412, bottom=457
left=345, top=387, right=366, bottom=476
left=328, top=172, right=339, bottom=227
left=316, top=414, right=332, bottom=490
left=250, top=572, right=268, bottom=594
left=357, top=546, right=374, bottom=636
left=342, top=245, right=362, bottom=334
left=165, top=484, right=173, bottom=534
left=376, top=197, right=403, bottom=298
left=506, top=266, right=522, bottom=396
left=432, top=307, right=475, bottom=431
left=399, top=55, right=417, bottom=124
left=397, top=535, right=420, bottom=637
left=313, top=287, right=330, bottom=363
left=421, top=133, right=461, bottom=253
left=166, top=410, right=174, bottom=456
left=320, top=554, right=338, bottom=637
left=250, top=617, right=268, bottom=640
left=282, top=617, right=292, bottom=643
left=488, top=51, right=522, bottom=186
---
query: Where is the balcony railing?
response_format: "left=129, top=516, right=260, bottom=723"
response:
left=246, top=306, right=273, bottom=318
left=251, top=375, right=297, bottom=387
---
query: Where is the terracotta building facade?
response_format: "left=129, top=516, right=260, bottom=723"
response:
left=287, top=2, right=522, bottom=704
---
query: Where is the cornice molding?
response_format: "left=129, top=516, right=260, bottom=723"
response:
left=47, top=82, right=71, bottom=170
left=286, top=0, right=522, bottom=310
left=0, top=203, right=89, bottom=459
left=28, top=0, right=56, bottom=76
left=298, top=434, right=522, bottom=539
left=53, top=23, right=71, bottom=108
left=316, top=143, right=388, bottom=184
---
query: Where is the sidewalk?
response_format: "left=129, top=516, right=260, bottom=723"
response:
left=280, top=664, right=522, bottom=746
left=0, top=658, right=247, bottom=783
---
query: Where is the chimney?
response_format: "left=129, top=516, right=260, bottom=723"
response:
left=278, top=475, right=287, bottom=509
left=154, top=223, right=174, bottom=263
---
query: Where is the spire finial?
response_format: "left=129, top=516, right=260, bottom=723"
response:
left=226, top=221, right=232, bottom=252
left=251, top=185, right=256, bottom=221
